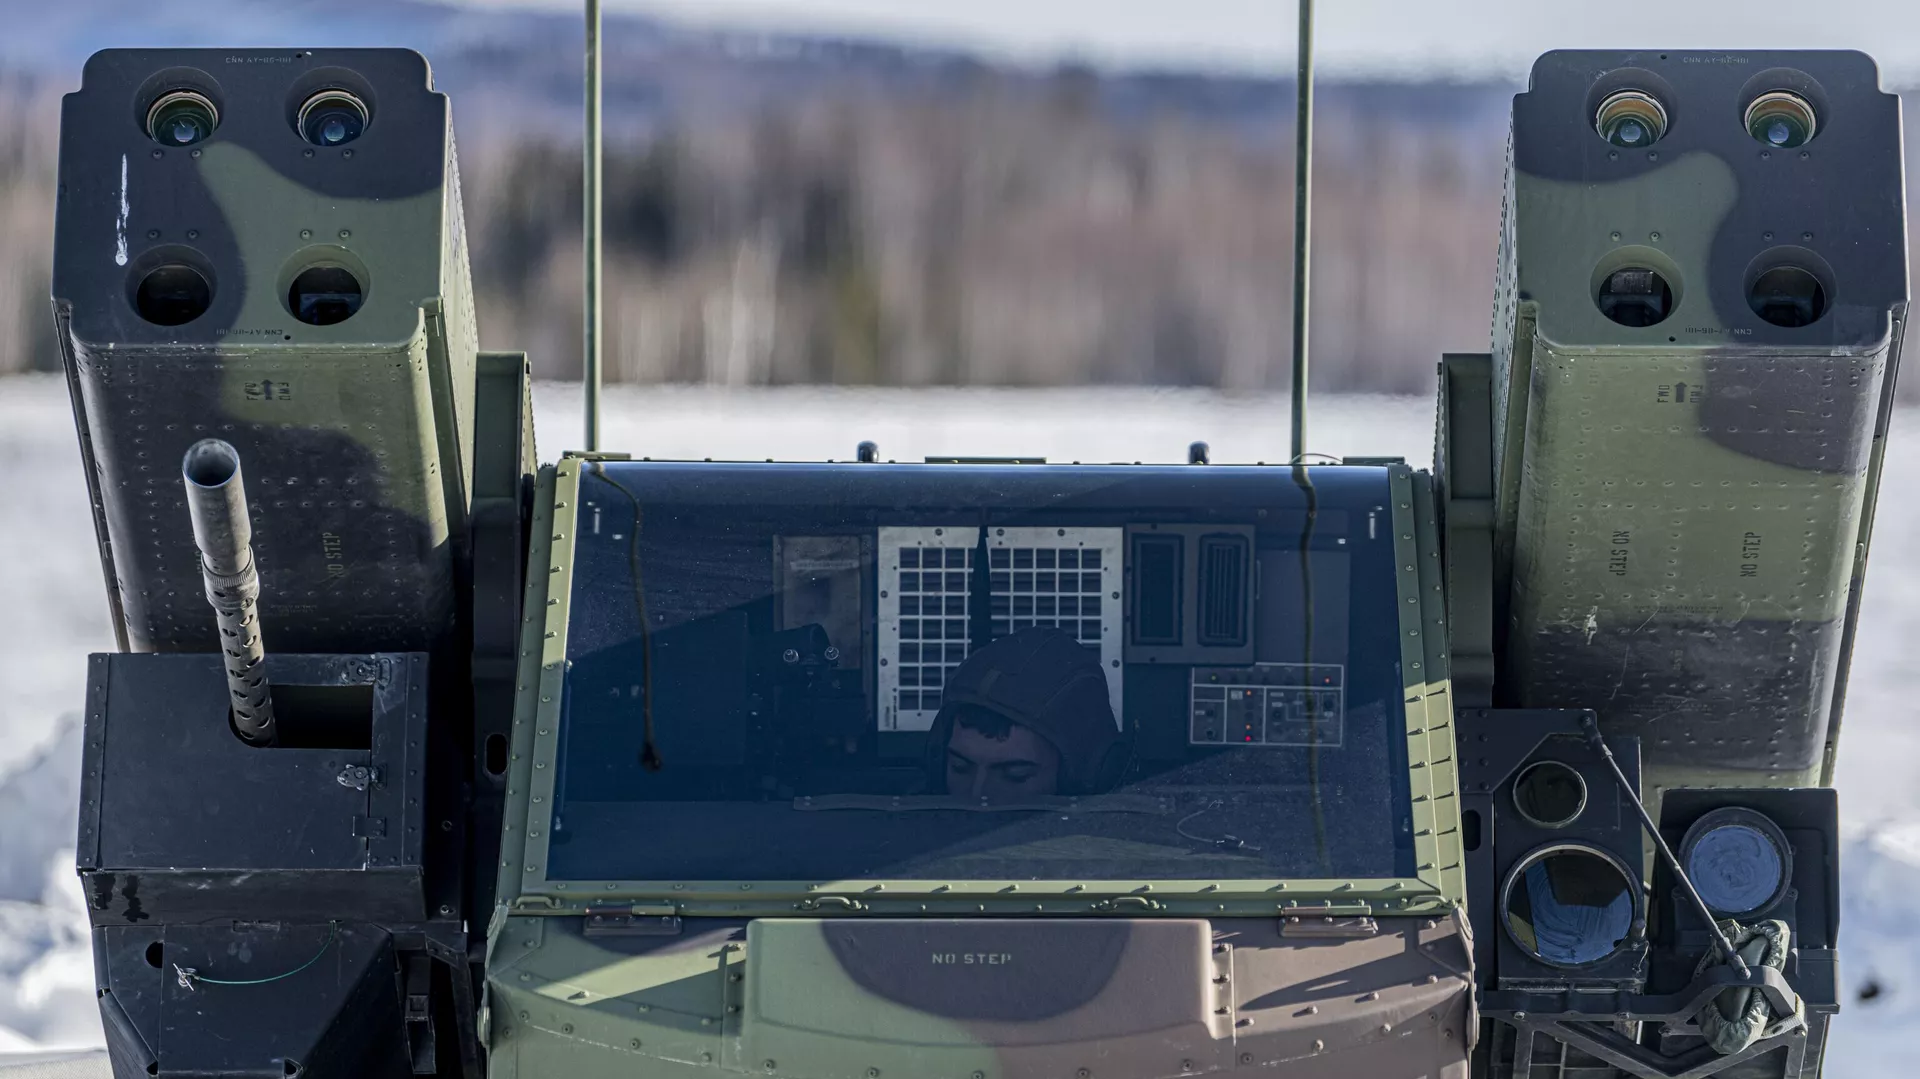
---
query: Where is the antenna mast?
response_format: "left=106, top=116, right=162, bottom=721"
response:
left=584, top=0, right=604, bottom=450
left=1289, top=0, right=1314, bottom=463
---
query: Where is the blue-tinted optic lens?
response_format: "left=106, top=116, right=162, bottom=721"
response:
left=298, top=92, right=369, bottom=147
left=1687, top=823, right=1785, bottom=914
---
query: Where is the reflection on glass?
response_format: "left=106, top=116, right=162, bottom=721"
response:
left=544, top=462, right=1417, bottom=886
left=1505, top=848, right=1635, bottom=966
left=1687, top=818, right=1786, bottom=915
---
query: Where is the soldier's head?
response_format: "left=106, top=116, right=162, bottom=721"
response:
left=930, top=627, right=1124, bottom=799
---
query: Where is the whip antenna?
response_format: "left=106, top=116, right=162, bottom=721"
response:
left=1289, top=0, right=1314, bottom=463
left=584, top=0, right=604, bottom=450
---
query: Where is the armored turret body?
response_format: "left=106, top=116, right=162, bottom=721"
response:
left=1486, top=51, right=1906, bottom=805
left=45, top=45, right=1897, bottom=1079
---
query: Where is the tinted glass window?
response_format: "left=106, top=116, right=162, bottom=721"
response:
left=546, top=462, right=1416, bottom=883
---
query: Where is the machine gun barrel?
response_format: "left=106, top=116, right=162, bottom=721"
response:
left=182, top=439, right=276, bottom=744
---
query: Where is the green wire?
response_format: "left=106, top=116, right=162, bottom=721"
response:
left=175, top=922, right=339, bottom=989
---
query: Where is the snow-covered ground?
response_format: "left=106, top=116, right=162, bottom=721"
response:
left=2, top=375, right=1918, bottom=1072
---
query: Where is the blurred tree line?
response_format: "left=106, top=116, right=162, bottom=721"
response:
left=458, top=69, right=1511, bottom=392
left=5, top=54, right=1915, bottom=394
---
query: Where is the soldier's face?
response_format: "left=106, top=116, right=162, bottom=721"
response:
left=946, top=722, right=1062, bottom=799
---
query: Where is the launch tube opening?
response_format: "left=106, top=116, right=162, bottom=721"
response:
left=1596, top=266, right=1673, bottom=326
left=1591, top=246, right=1682, bottom=328
left=1594, top=89, right=1667, bottom=148
left=145, top=89, right=218, bottom=147
left=132, top=261, right=212, bottom=326
left=1747, top=264, right=1827, bottom=327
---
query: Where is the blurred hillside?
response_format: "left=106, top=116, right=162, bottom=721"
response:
left=0, top=3, right=1910, bottom=392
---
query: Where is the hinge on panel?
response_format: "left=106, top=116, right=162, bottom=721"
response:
left=1280, top=915, right=1379, bottom=938
left=582, top=903, right=682, bottom=937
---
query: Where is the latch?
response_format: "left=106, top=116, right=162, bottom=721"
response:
left=1094, top=895, right=1165, bottom=913
left=1280, top=915, right=1379, bottom=938
left=582, top=903, right=681, bottom=937
left=337, top=764, right=381, bottom=791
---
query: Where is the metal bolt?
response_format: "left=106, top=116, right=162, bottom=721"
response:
left=782, top=648, right=801, bottom=664
left=631, top=1039, right=643, bottom=1049
left=1312, top=1040, right=1325, bottom=1053
left=764, top=1061, right=776, bottom=1072
left=561, top=1024, right=573, bottom=1035
left=1078, top=1071, right=1090, bottom=1079
left=300, top=229, right=312, bottom=240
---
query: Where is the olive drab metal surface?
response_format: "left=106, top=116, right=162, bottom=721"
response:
left=1489, top=51, right=1907, bottom=801
left=54, top=49, right=479, bottom=657
left=38, top=43, right=1893, bottom=1079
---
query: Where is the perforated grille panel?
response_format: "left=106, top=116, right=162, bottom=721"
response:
left=878, top=526, right=1123, bottom=731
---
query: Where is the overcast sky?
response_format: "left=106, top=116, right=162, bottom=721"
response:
left=456, top=0, right=1920, bottom=79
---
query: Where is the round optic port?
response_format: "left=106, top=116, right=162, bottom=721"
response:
left=1746, top=90, right=1817, bottom=149
left=1681, top=807, right=1793, bottom=916
left=1747, top=264, right=1826, bottom=327
left=1512, top=760, right=1588, bottom=829
left=1597, top=266, right=1675, bottom=327
left=297, top=89, right=369, bottom=147
left=288, top=265, right=364, bottom=326
left=132, top=262, right=213, bottom=326
left=1595, top=90, right=1668, bottom=149
left=1502, top=845, right=1638, bottom=968
left=146, top=89, right=219, bottom=147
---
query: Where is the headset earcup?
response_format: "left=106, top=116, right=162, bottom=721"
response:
left=922, top=710, right=956, bottom=791
left=1085, top=740, right=1132, bottom=794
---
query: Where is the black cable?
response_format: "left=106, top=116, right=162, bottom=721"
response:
left=593, top=462, right=661, bottom=771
